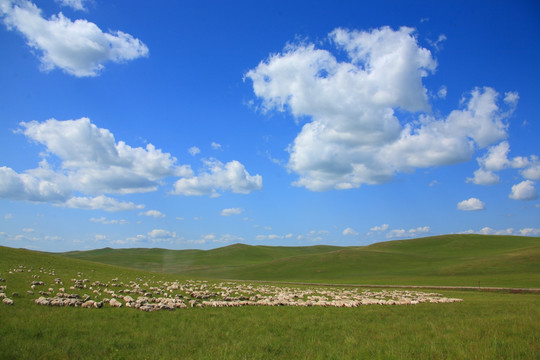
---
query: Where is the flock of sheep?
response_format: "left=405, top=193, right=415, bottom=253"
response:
left=1, top=265, right=463, bottom=312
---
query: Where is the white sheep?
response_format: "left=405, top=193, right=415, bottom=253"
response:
left=3, top=298, right=14, bottom=305
left=109, top=298, right=122, bottom=308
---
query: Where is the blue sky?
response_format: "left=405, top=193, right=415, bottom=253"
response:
left=1, top=0, right=539, bottom=251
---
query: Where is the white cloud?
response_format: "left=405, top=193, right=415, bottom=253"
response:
left=457, top=197, right=485, bottom=211
left=478, top=141, right=512, bottom=171
left=437, top=85, right=447, bottom=99
left=0, top=0, right=148, bottom=77
left=22, top=228, right=34, bottom=232
left=478, top=227, right=515, bottom=235
left=509, top=180, right=538, bottom=201
left=202, top=234, right=216, bottom=241
left=139, top=209, right=166, bottom=218
left=504, top=91, right=519, bottom=106
left=370, top=224, right=389, bottom=232
left=64, top=195, right=144, bottom=211
left=427, top=34, right=447, bottom=51
left=461, top=227, right=540, bottom=236
left=220, top=207, right=244, bottom=216
left=55, top=0, right=89, bottom=11
left=172, top=158, right=262, bottom=196
left=296, top=229, right=330, bottom=242
left=246, top=27, right=514, bottom=191
left=144, top=229, right=187, bottom=245
left=467, top=141, right=538, bottom=186
left=521, top=157, right=540, bottom=180
left=0, top=161, right=72, bottom=202
left=19, top=118, right=187, bottom=195
left=0, top=158, right=148, bottom=212
left=255, top=234, right=284, bottom=241
left=387, top=226, right=430, bottom=238
left=148, top=229, right=174, bottom=239
left=519, top=228, right=540, bottom=236
left=212, top=234, right=244, bottom=243
left=0, top=118, right=197, bottom=211
left=188, top=146, right=201, bottom=156
left=211, top=142, right=222, bottom=150
left=112, top=234, right=145, bottom=246
left=90, top=217, right=128, bottom=225
left=4, top=213, right=13, bottom=220
left=467, top=168, right=500, bottom=185
left=342, top=227, right=359, bottom=236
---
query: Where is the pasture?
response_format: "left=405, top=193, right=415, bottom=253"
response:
left=1, top=235, right=539, bottom=359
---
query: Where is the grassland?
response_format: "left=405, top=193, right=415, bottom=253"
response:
left=61, top=234, right=540, bottom=288
left=1, top=234, right=540, bottom=359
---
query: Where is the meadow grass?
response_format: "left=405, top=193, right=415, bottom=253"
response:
left=1, top=239, right=539, bottom=359
left=1, top=290, right=538, bottom=359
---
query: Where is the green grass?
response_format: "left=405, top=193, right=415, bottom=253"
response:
left=60, top=234, right=540, bottom=288
left=2, top=237, right=540, bottom=359
left=2, top=293, right=539, bottom=359
left=61, top=244, right=342, bottom=273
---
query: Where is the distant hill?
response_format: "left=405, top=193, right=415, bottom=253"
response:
left=58, top=234, right=540, bottom=288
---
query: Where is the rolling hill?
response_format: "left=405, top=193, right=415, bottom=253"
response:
left=59, top=234, right=540, bottom=288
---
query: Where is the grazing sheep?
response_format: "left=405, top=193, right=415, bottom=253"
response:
left=109, top=298, right=122, bottom=308
left=2, top=298, right=14, bottom=305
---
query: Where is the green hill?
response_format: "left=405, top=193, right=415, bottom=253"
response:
left=59, top=234, right=540, bottom=288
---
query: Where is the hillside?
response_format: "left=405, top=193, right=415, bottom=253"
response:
left=59, top=234, right=540, bottom=288
left=2, top=242, right=540, bottom=360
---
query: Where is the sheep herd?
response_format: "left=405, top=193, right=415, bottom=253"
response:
left=1, top=264, right=463, bottom=312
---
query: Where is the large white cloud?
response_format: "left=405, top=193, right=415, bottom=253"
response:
left=246, top=27, right=515, bottom=191
left=0, top=160, right=71, bottom=202
left=509, top=180, right=538, bottom=201
left=0, top=162, right=146, bottom=212
left=19, top=118, right=187, bottom=195
left=0, top=0, right=148, bottom=76
left=172, top=158, right=262, bottom=197
left=0, top=117, right=262, bottom=208
left=0, top=117, right=191, bottom=210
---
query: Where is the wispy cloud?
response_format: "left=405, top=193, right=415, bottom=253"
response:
left=90, top=217, right=128, bottom=225
left=220, top=208, right=244, bottom=216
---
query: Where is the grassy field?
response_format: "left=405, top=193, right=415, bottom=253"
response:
left=61, top=234, right=540, bottom=288
left=1, top=235, right=540, bottom=359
